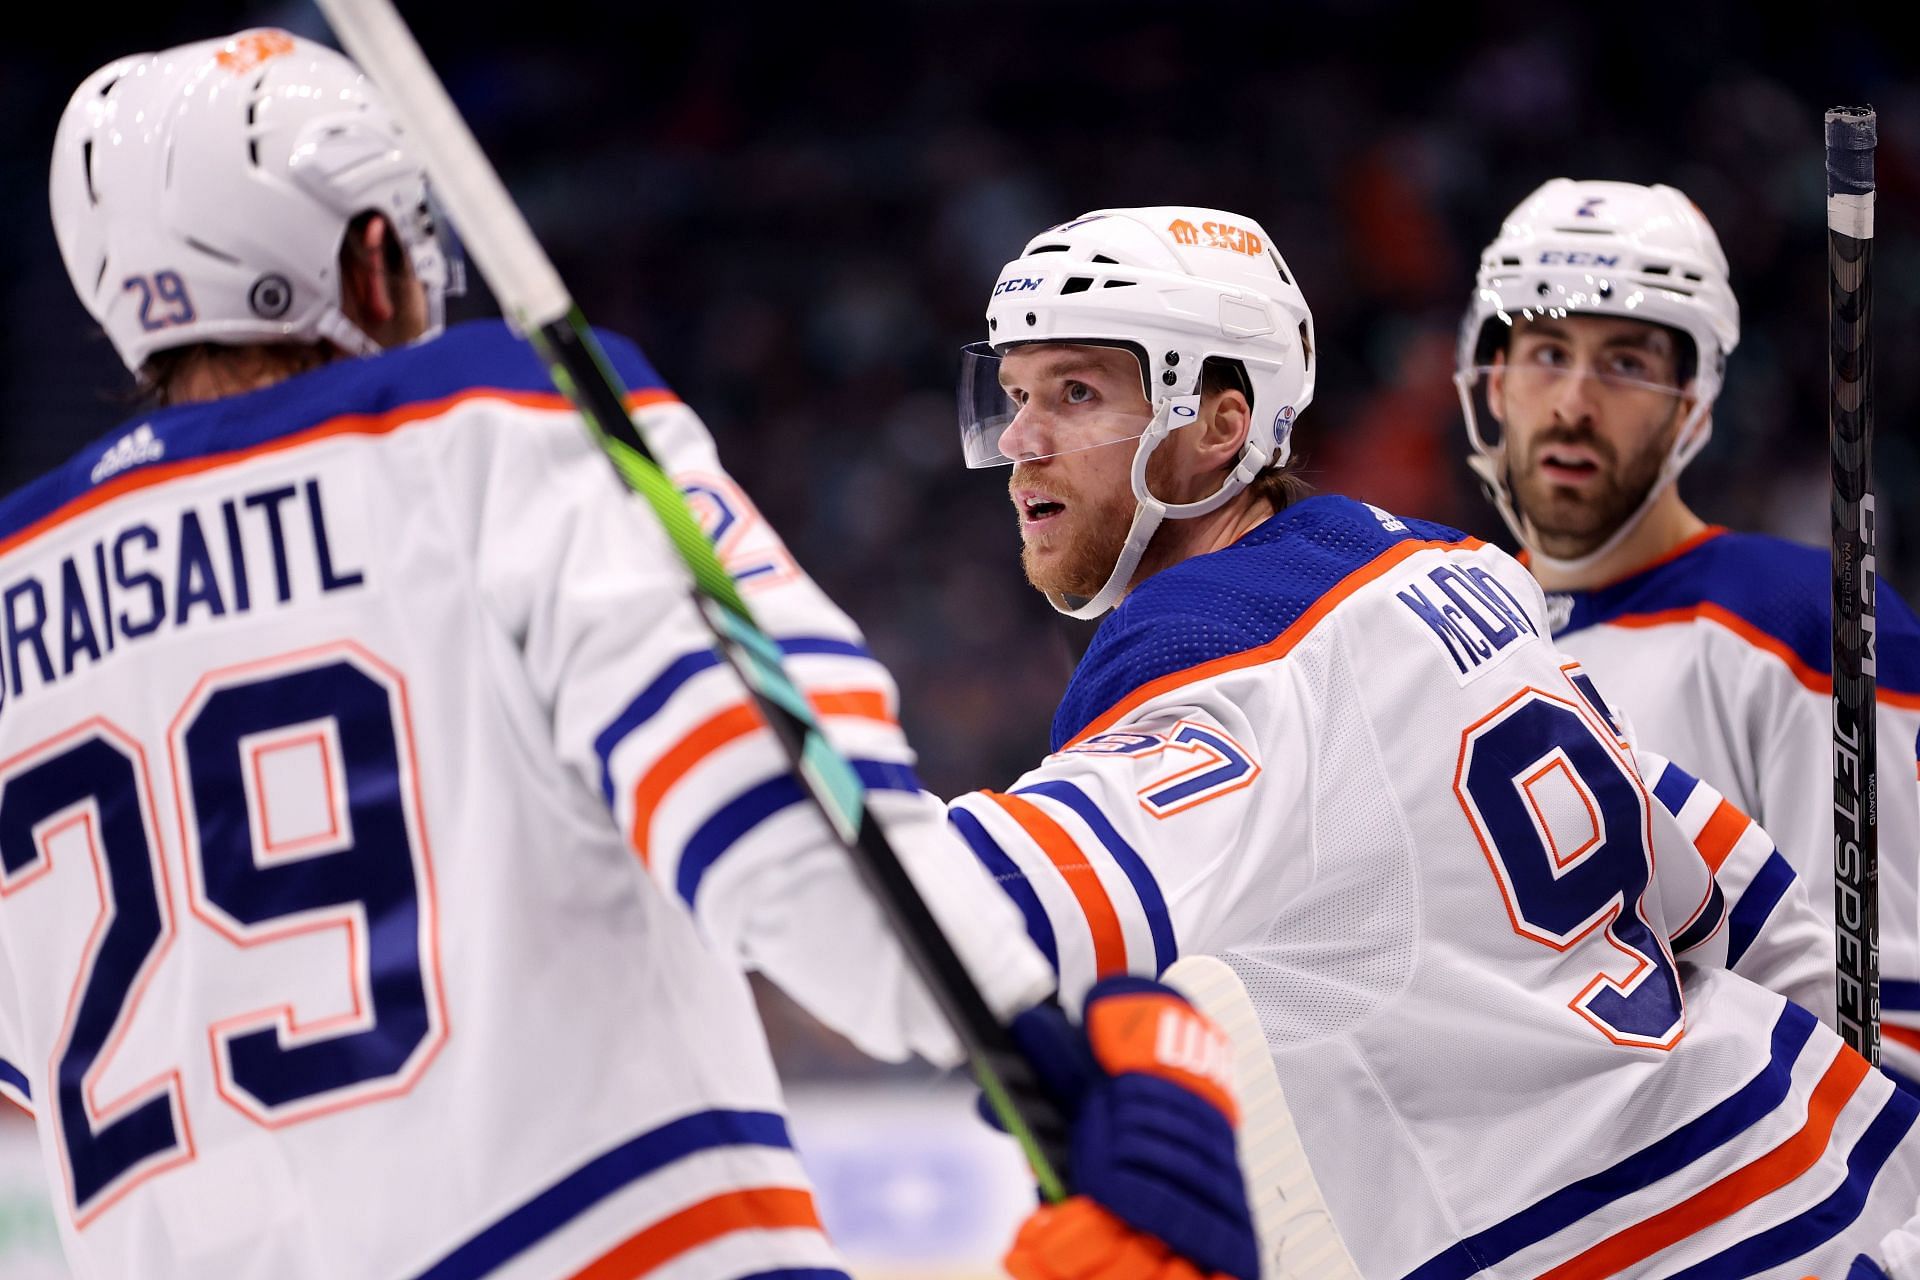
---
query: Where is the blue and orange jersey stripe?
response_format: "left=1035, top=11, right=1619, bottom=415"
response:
left=1010, top=779, right=1175, bottom=975
left=0, top=321, right=677, bottom=555
left=979, top=790, right=1131, bottom=979
left=566, top=1187, right=826, bottom=1280
left=413, top=1108, right=826, bottom=1280
left=1555, top=526, right=1920, bottom=706
left=591, top=637, right=876, bottom=809
left=1400, top=1004, right=1909, bottom=1280
left=948, top=807, right=1059, bottom=972
left=1535, top=1048, right=1873, bottom=1279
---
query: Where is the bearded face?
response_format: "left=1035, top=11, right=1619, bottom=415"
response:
left=1011, top=445, right=1181, bottom=602
left=1488, top=316, right=1693, bottom=560
left=996, top=344, right=1158, bottom=603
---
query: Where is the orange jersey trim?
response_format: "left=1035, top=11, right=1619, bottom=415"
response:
left=1537, top=1047, right=1871, bottom=1280
left=1064, top=536, right=1485, bottom=748
left=982, top=791, right=1130, bottom=977
left=565, top=1185, right=822, bottom=1280
left=1691, top=799, right=1750, bottom=874
left=0, top=386, right=679, bottom=562
left=1602, top=602, right=1920, bottom=711
left=1883, top=1024, right=1920, bottom=1056
left=629, top=691, right=895, bottom=865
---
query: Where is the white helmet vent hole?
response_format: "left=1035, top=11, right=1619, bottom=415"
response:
left=1267, top=249, right=1291, bottom=285
left=1298, top=320, right=1313, bottom=367
left=186, top=237, right=241, bottom=265
left=1091, top=254, right=1119, bottom=264
left=1101, top=279, right=1136, bottom=289
left=1061, top=277, right=1093, bottom=295
left=81, top=142, right=97, bottom=204
left=1029, top=244, right=1069, bottom=254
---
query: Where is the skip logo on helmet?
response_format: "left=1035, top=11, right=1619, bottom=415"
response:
left=1167, top=218, right=1264, bottom=257
left=213, top=30, right=295, bottom=75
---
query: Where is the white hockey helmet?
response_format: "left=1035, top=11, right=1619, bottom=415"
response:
left=1455, top=179, right=1740, bottom=571
left=960, top=207, right=1315, bottom=618
left=50, top=29, right=458, bottom=376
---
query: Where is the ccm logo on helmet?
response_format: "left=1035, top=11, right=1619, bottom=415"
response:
left=993, top=277, right=1043, bottom=296
left=1168, top=218, right=1264, bottom=258
left=1538, top=251, right=1620, bottom=267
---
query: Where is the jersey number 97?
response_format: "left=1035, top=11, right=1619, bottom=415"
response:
left=1455, top=686, right=1684, bottom=1050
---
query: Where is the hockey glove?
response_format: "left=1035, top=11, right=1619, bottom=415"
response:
left=993, top=975, right=1256, bottom=1280
left=1008, top=1196, right=1217, bottom=1280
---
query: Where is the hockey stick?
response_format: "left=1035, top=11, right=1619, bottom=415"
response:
left=309, top=0, right=1069, bottom=1198
left=1827, top=105, right=1879, bottom=1064
left=1162, top=956, right=1360, bottom=1280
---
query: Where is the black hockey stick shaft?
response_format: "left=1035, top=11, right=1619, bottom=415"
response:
left=1828, top=105, right=1880, bottom=1064
left=310, top=0, right=1071, bottom=1196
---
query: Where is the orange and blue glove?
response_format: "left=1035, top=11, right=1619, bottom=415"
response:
left=992, top=975, right=1257, bottom=1280
left=1007, top=1196, right=1223, bottom=1280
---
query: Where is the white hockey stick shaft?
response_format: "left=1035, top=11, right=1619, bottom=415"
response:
left=1162, top=955, right=1361, bottom=1280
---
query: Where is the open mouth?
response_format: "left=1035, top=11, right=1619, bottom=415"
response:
left=1020, top=495, right=1067, bottom=524
left=1537, top=445, right=1603, bottom=482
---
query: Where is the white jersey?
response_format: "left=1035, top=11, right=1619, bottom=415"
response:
left=0, top=322, right=1049, bottom=1280
left=949, top=496, right=1919, bottom=1278
left=1543, top=526, right=1920, bottom=1087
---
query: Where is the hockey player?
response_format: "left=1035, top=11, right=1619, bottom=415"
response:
left=947, top=205, right=1920, bottom=1275
left=1455, top=179, right=1920, bottom=1086
left=0, top=32, right=1257, bottom=1280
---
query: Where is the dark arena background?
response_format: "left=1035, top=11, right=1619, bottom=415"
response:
left=1, top=3, right=1917, bottom=1272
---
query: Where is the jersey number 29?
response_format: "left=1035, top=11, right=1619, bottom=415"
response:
left=0, top=643, right=443, bottom=1224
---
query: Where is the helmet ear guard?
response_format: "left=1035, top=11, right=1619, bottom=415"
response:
left=49, top=28, right=461, bottom=377
left=1454, top=179, right=1739, bottom=575
left=963, top=207, right=1316, bottom=619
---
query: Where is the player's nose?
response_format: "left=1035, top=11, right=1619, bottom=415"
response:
left=997, top=405, right=1054, bottom=462
left=1548, top=363, right=1604, bottom=425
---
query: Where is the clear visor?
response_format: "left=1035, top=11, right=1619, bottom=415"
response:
left=957, top=340, right=1193, bottom=468
left=1457, top=360, right=1689, bottom=453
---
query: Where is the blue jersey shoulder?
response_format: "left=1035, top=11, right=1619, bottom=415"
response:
left=0, top=321, right=669, bottom=546
left=1564, top=530, right=1920, bottom=695
left=1050, top=495, right=1468, bottom=748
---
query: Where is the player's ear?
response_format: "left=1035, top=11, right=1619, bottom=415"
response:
left=1486, top=349, right=1509, bottom=423
left=340, top=213, right=401, bottom=331
left=1197, top=387, right=1252, bottom=468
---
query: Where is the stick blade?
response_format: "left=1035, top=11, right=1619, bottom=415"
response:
left=1162, top=954, right=1361, bottom=1280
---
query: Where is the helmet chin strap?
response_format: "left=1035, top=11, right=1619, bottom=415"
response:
left=316, top=306, right=383, bottom=358
left=1499, top=398, right=1715, bottom=582
left=1047, top=395, right=1262, bottom=620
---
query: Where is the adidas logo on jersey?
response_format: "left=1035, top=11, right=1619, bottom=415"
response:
left=91, top=424, right=166, bottom=484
